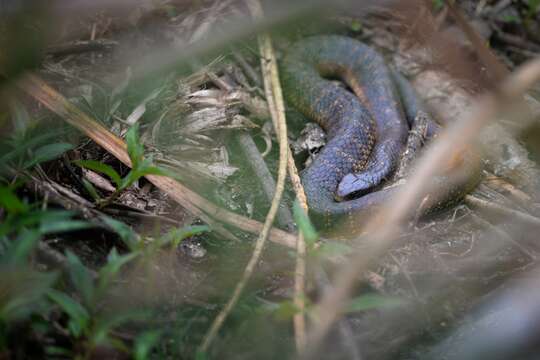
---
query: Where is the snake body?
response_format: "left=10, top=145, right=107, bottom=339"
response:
left=280, top=35, right=471, bottom=219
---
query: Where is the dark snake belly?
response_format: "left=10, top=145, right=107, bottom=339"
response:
left=280, top=35, right=475, bottom=219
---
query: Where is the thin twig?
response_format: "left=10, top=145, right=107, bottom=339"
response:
left=232, top=50, right=262, bottom=88
left=483, top=174, right=532, bottom=204
left=469, top=212, right=536, bottom=261
left=303, top=55, right=540, bottom=358
left=465, top=194, right=540, bottom=228
left=241, top=1, right=310, bottom=350
left=198, top=0, right=290, bottom=351
left=18, top=74, right=297, bottom=249
left=233, top=27, right=309, bottom=350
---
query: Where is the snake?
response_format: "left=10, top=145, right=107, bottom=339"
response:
left=280, top=35, right=477, bottom=221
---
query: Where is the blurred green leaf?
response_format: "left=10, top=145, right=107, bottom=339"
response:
left=345, top=294, right=402, bottom=314
left=66, top=251, right=95, bottom=308
left=74, top=160, right=122, bottom=188
left=0, top=131, right=58, bottom=169
left=91, top=310, right=151, bottom=346
left=39, top=220, right=93, bottom=234
left=0, top=268, right=57, bottom=322
left=292, top=201, right=318, bottom=247
left=0, top=209, right=93, bottom=240
left=159, top=225, right=209, bottom=248
left=134, top=330, right=162, bottom=360
left=273, top=300, right=301, bottom=321
left=195, top=350, right=208, bottom=360
left=9, top=99, right=31, bottom=133
left=432, top=0, right=444, bottom=10
left=5, top=229, right=40, bottom=265
left=313, top=241, right=352, bottom=258
left=528, top=0, right=540, bottom=13
left=45, top=346, right=73, bottom=357
left=0, top=186, right=27, bottom=214
left=47, top=289, right=90, bottom=338
left=100, top=216, right=139, bottom=250
left=349, top=19, right=362, bottom=32
left=96, top=248, right=138, bottom=297
left=502, top=14, right=520, bottom=23
left=109, top=99, right=123, bottom=117
left=24, top=142, right=73, bottom=168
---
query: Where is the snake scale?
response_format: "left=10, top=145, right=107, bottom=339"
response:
left=280, top=35, right=477, bottom=220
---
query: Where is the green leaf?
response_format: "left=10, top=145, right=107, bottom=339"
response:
left=74, top=160, right=122, bottom=187
left=292, top=201, right=318, bottom=247
left=502, top=14, right=520, bottom=23
left=126, top=124, right=144, bottom=169
left=118, top=170, right=139, bottom=191
left=432, top=0, right=444, bottom=10
left=109, top=99, right=122, bottom=117
left=9, top=99, right=31, bottom=133
left=528, top=0, right=540, bottom=13
left=134, top=330, right=162, bottom=360
left=313, top=241, right=352, bottom=258
left=195, top=350, right=208, bottom=360
left=65, top=251, right=95, bottom=307
left=102, top=248, right=137, bottom=277
left=24, top=142, right=73, bottom=168
left=6, top=229, right=41, bottom=265
left=100, top=216, right=139, bottom=250
left=273, top=300, right=301, bottom=321
left=345, top=294, right=402, bottom=314
left=11, top=209, right=79, bottom=234
left=135, top=164, right=171, bottom=178
left=91, top=310, right=151, bottom=346
left=159, top=225, right=209, bottom=248
left=96, top=248, right=138, bottom=297
left=48, top=289, right=90, bottom=338
left=119, top=160, right=170, bottom=190
left=45, top=346, right=73, bottom=356
left=349, top=19, right=362, bottom=32
left=0, top=186, right=27, bottom=214
left=82, top=178, right=101, bottom=201
left=39, top=220, right=94, bottom=234
left=0, top=131, right=58, bottom=168
left=0, top=209, right=80, bottom=238
left=0, top=268, right=57, bottom=321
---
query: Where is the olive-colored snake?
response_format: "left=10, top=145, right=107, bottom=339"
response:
left=280, top=35, right=478, bottom=221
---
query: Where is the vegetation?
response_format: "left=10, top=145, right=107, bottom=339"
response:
left=1, top=0, right=540, bottom=359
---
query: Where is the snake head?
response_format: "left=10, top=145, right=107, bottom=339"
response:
left=336, top=173, right=373, bottom=198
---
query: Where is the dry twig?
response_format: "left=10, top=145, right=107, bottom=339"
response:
left=234, top=27, right=309, bottom=351
left=465, top=194, right=540, bottom=228
left=241, top=1, right=311, bottom=350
